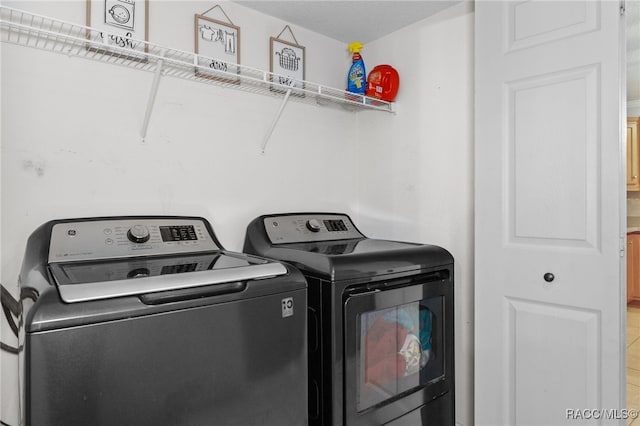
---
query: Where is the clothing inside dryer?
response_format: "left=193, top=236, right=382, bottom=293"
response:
left=358, top=296, right=445, bottom=411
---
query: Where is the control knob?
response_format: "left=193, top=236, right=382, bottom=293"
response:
left=306, top=219, right=321, bottom=233
left=127, top=224, right=150, bottom=243
left=127, top=268, right=150, bottom=279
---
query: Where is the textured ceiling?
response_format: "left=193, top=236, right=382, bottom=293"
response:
left=235, top=0, right=639, bottom=102
left=234, top=1, right=461, bottom=44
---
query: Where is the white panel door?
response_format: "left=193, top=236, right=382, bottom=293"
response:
left=475, top=1, right=625, bottom=425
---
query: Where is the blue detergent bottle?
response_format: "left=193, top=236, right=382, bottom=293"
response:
left=347, top=41, right=366, bottom=94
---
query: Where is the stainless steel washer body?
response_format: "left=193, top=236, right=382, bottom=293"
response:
left=18, top=216, right=308, bottom=426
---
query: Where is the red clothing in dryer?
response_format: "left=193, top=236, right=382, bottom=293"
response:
left=364, top=317, right=408, bottom=387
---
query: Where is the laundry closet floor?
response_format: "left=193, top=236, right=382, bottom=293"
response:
left=627, top=301, right=640, bottom=424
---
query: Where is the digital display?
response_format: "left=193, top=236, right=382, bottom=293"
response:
left=323, top=219, right=348, bottom=232
left=160, top=225, right=198, bottom=242
left=161, top=263, right=198, bottom=275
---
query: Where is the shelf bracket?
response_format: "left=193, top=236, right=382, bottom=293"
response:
left=141, top=52, right=166, bottom=140
left=261, top=87, right=292, bottom=153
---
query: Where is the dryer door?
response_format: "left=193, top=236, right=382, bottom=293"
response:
left=343, top=271, right=454, bottom=426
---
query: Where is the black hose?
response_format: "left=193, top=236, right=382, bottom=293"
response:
left=0, top=284, right=20, bottom=339
left=0, top=342, right=19, bottom=354
left=1, top=284, right=19, bottom=315
left=2, top=304, right=18, bottom=338
left=0, top=284, right=23, bottom=426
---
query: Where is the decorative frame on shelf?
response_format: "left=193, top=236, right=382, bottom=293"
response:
left=194, top=6, right=240, bottom=84
left=0, top=5, right=394, bottom=151
left=270, top=26, right=305, bottom=94
left=85, top=0, right=149, bottom=58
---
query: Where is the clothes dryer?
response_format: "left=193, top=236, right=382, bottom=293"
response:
left=244, top=212, right=454, bottom=426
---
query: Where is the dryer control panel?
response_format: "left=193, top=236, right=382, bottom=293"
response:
left=263, top=214, right=363, bottom=244
left=49, top=218, right=220, bottom=262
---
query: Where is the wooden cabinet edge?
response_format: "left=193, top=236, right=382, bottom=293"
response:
left=628, top=117, right=640, bottom=192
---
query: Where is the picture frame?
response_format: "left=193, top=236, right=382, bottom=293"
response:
left=270, top=36, right=305, bottom=94
left=194, top=14, right=241, bottom=84
left=85, top=0, right=149, bottom=58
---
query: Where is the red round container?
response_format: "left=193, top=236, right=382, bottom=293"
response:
left=366, top=65, right=399, bottom=102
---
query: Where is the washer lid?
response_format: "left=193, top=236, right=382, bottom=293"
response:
left=50, top=251, right=287, bottom=303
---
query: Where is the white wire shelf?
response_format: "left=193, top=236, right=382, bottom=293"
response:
left=0, top=6, right=395, bottom=114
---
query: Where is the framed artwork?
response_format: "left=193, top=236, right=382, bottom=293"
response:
left=270, top=36, right=305, bottom=93
left=194, top=14, right=241, bottom=84
left=86, top=0, right=149, bottom=56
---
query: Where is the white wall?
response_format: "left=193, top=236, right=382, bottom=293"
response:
left=0, top=1, right=357, bottom=423
left=357, top=3, right=475, bottom=425
left=1, top=1, right=476, bottom=425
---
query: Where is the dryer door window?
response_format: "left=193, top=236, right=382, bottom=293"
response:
left=356, top=297, right=444, bottom=411
left=343, top=271, right=453, bottom=425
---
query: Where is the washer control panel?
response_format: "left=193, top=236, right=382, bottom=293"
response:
left=49, top=218, right=220, bottom=262
left=263, top=214, right=363, bottom=244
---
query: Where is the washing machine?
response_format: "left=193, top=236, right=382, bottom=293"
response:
left=18, top=215, right=307, bottom=426
left=243, top=212, right=454, bottom=426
